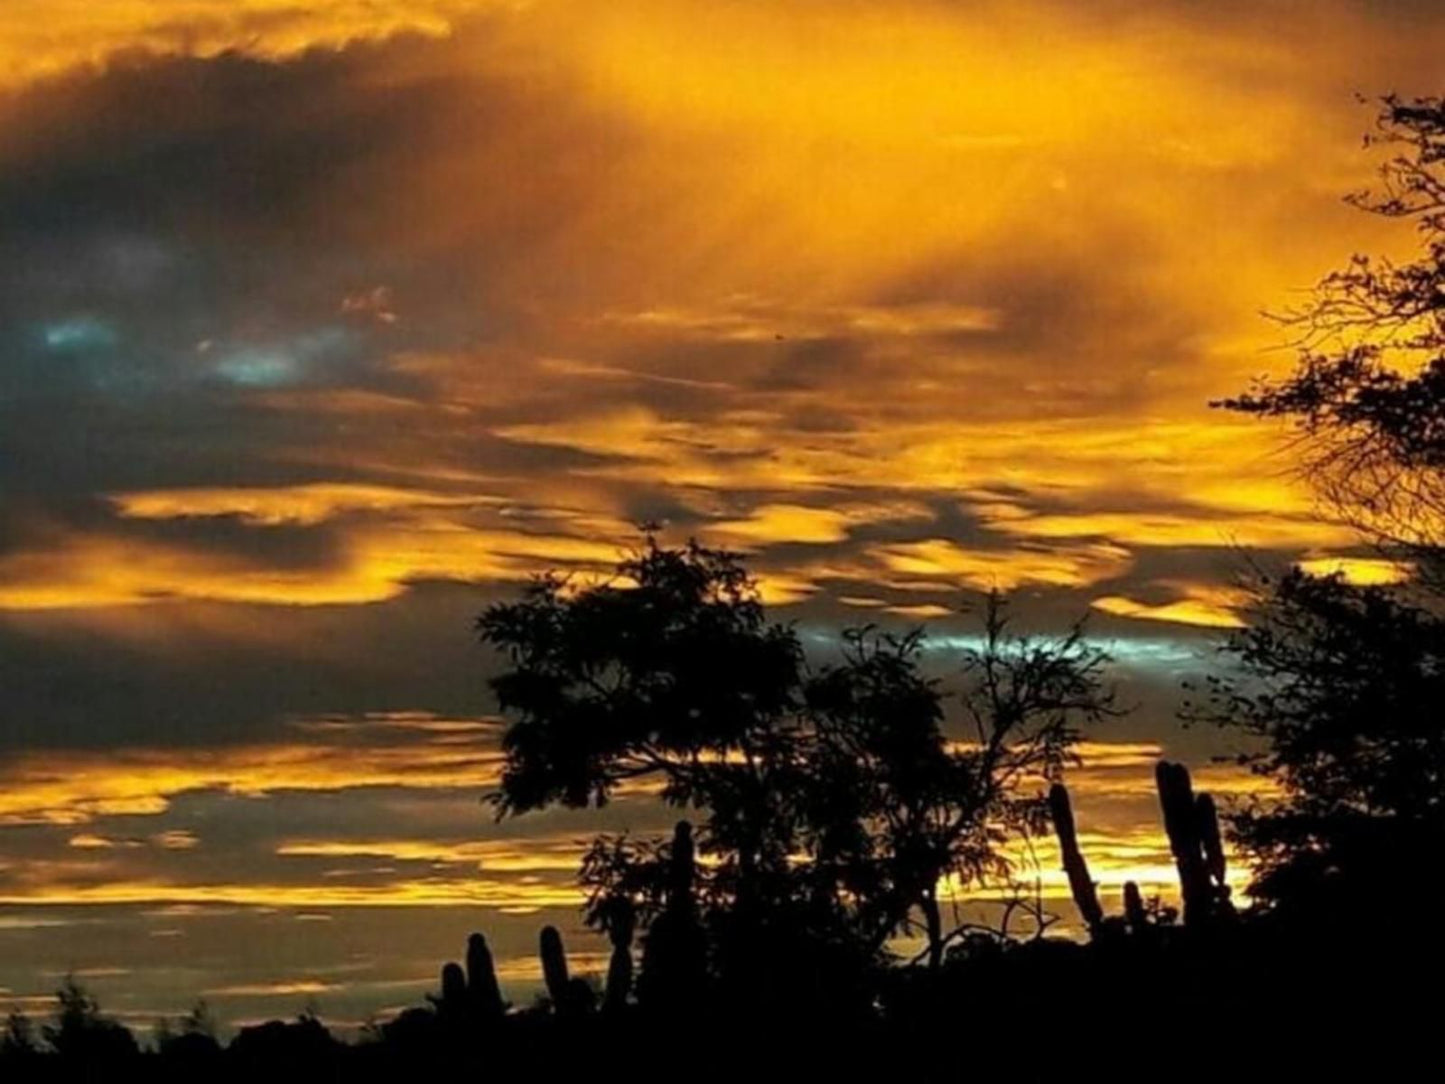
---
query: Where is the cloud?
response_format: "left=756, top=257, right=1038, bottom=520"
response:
left=0, top=1, right=498, bottom=87
left=0, top=878, right=584, bottom=910
left=275, top=836, right=587, bottom=873
left=203, top=980, right=342, bottom=998
left=871, top=538, right=1134, bottom=592
left=1, top=2, right=1435, bottom=632
left=1295, top=555, right=1415, bottom=585
left=0, top=732, right=503, bottom=825
left=1091, top=584, right=1252, bottom=629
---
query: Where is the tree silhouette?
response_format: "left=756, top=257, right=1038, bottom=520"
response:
left=1, top=1011, right=40, bottom=1063
left=1189, top=569, right=1445, bottom=913
left=804, top=600, right=1117, bottom=967
left=479, top=536, right=1117, bottom=987
left=1211, top=95, right=1445, bottom=916
left=42, top=977, right=139, bottom=1065
left=1219, top=94, right=1445, bottom=588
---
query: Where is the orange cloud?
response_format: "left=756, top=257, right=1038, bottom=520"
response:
left=0, top=518, right=627, bottom=611
left=1092, top=583, right=1252, bottom=629
left=0, top=739, right=502, bottom=825
left=0, top=1, right=489, bottom=86
left=112, top=484, right=499, bottom=526
left=275, top=836, right=588, bottom=873
left=203, top=980, right=342, bottom=998
left=704, top=504, right=855, bottom=547
left=987, top=509, right=1355, bottom=551
left=871, top=538, right=1133, bottom=591
left=0, top=877, right=583, bottom=910
left=1296, top=555, right=1414, bottom=586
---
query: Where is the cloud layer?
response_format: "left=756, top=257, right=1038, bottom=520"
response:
left=2, top=0, right=1441, bottom=1030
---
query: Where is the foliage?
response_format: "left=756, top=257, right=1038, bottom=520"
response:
left=479, top=535, right=1117, bottom=979
left=1, top=1011, right=40, bottom=1059
left=42, top=977, right=140, bottom=1063
left=1210, top=96, right=1445, bottom=912
left=1218, top=95, right=1445, bottom=585
left=1187, top=569, right=1445, bottom=907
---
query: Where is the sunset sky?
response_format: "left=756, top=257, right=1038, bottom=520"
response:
left=1, top=0, right=1440, bottom=1033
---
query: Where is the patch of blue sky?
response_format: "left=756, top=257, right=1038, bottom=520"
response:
left=213, top=326, right=355, bottom=387
left=799, top=625, right=1221, bottom=677
left=41, top=317, right=119, bottom=353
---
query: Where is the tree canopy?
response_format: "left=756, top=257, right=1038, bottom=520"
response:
left=478, top=535, right=1117, bottom=985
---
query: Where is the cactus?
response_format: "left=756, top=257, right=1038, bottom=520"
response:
left=1048, top=783, right=1103, bottom=933
left=602, top=898, right=635, bottom=1013
left=639, top=820, right=707, bottom=1007
left=1122, top=881, right=1148, bottom=933
left=539, top=925, right=571, bottom=1009
left=439, top=962, right=467, bottom=1012
left=465, top=933, right=504, bottom=1021
left=1155, top=761, right=1213, bottom=926
left=1195, top=793, right=1227, bottom=888
left=668, top=820, right=696, bottom=909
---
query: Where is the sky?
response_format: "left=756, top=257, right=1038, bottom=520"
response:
left=1, top=0, right=1441, bottom=1035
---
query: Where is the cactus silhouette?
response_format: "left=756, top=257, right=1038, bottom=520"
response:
left=1155, top=761, right=1213, bottom=926
left=1122, top=881, right=1148, bottom=934
left=603, top=898, right=635, bottom=1012
left=668, top=820, right=696, bottom=906
left=466, top=933, right=505, bottom=1021
left=1195, top=793, right=1227, bottom=887
left=1048, top=783, right=1103, bottom=933
left=438, top=962, right=467, bottom=1015
left=539, top=926, right=571, bottom=1009
left=640, top=821, right=708, bottom=1007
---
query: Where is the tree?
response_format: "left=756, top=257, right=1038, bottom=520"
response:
left=803, top=599, right=1117, bottom=968
left=479, top=536, right=1118, bottom=984
left=1211, top=96, right=1445, bottom=913
left=1220, top=95, right=1445, bottom=589
left=1189, top=570, right=1445, bottom=914
left=42, top=978, right=139, bottom=1064
left=478, top=535, right=808, bottom=903
left=155, top=1000, right=222, bottom=1064
left=0, top=1011, right=40, bottom=1062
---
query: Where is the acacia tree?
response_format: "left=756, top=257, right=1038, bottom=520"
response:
left=479, top=537, right=1117, bottom=981
left=1210, top=95, right=1445, bottom=912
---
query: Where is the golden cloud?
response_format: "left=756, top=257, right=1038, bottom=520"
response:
left=0, top=1, right=498, bottom=86
left=275, top=836, right=588, bottom=873
left=0, top=738, right=502, bottom=825
left=0, top=517, right=627, bottom=611
left=0, top=877, right=583, bottom=910
left=871, top=538, right=1133, bottom=592
left=1296, top=555, right=1414, bottom=586
left=1092, top=583, right=1253, bottom=629
left=112, top=484, right=499, bottom=527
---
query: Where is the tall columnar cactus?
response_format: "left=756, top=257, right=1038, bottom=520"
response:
left=1195, top=793, right=1227, bottom=888
left=439, top=962, right=467, bottom=1012
left=1048, top=783, right=1104, bottom=933
left=539, top=925, right=571, bottom=1009
left=465, top=932, right=504, bottom=1021
left=668, top=820, right=696, bottom=909
left=639, top=820, right=707, bottom=1007
left=1155, top=760, right=1213, bottom=926
left=603, top=898, right=635, bottom=1013
left=1122, top=881, right=1148, bottom=933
